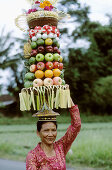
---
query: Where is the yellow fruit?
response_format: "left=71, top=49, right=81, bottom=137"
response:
left=45, top=38, right=53, bottom=45
left=59, top=56, right=63, bottom=62
left=45, top=70, right=53, bottom=78
left=53, top=69, right=61, bottom=77
left=35, top=70, right=44, bottom=79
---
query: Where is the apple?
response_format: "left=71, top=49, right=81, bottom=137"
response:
left=29, top=57, right=36, bottom=65
left=53, top=53, right=60, bottom=61
left=44, top=78, right=53, bottom=86
left=33, top=79, right=43, bottom=87
left=60, top=71, right=64, bottom=79
left=25, top=72, right=35, bottom=80
left=45, top=53, right=54, bottom=62
left=59, top=63, right=63, bottom=70
left=37, top=46, right=45, bottom=53
left=24, top=81, right=33, bottom=88
left=46, top=61, right=53, bottom=70
left=37, top=39, right=44, bottom=46
left=31, top=41, right=37, bottom=49
left=45, top=46, right=53, bottom=53
left=31, top=49, right=38, bottom=57
left=36, top=53, right=44, bottom=62
left=53, top=61, right=60, bottom=69
left=37, top=62, right=45, bottom=70
left=45, top=38, right=53, bottom=45
left=30, top=64, right=37, bottom=72
left=62, top=79, right=65, bottom=85
left=57, top=49, right=61, bottom=55
left=57, top=42, right=60, bottom=48
left=53, top=46, right=59, bottom=53
left=53, top=77, right=62, bottom=85
left=52, top=38, right=58, bottom=46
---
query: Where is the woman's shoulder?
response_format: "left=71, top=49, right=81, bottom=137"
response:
left=27, top=143, right=40, bottom=157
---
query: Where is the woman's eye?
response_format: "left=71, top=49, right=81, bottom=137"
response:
left=44, top=129, right=49, bottom=132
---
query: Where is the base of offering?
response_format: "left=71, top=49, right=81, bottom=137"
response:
left=19, top=85, right=71, bottom=111
left=28, top=17, right=58, bottom=29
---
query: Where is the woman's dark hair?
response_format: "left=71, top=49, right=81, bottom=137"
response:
left=37, top=121, right=57, bottom=132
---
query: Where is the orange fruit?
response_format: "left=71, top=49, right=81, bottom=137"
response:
left=53, top=69, right=61, bottom=77
left=45, top=70, right=53, bottom=78
left=35, top=70, right=44, bottom=79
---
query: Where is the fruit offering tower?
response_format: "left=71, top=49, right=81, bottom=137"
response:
left=15, top=0, right=71, bottom=112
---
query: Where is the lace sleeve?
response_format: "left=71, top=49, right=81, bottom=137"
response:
left=26, top=151, right=37, bottom=170
left=58, top=105, right=81, bottom=155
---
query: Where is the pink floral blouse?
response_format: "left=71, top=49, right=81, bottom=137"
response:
left=26, top=105, right=81, bottom=170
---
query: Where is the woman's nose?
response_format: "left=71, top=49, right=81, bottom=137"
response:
left=48, top=131, right=53, bottom=136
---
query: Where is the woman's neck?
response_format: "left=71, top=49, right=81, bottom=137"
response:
left=40, top=142, right=55, bottom=157
left=41, top=142, right=53, bottom=151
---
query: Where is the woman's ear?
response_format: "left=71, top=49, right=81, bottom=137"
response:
left=37, top=130, right=40, bottom=137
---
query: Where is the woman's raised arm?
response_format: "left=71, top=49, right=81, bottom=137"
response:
left=57, top=98, right=81, bottom=155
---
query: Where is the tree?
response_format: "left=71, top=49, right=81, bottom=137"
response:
left=58, top=0, right=112, bottom=114
left=0, top=28, right=26, bottom=115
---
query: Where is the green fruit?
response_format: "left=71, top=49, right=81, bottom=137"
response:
left=24, top=78, right=27, bottom=83
left=31, top=42, right=37, bottom=49
left=62, top=80, right=65, bottom=85
left=37, top=39, right=44, bottom=46
left=24, top=81, right=33, bottom=88
left=36, top=53, right=44, bottom=62
left=29, top=57, right=36, bottom=65
left=25, top=72, right=35, bottom=80
left=56, top=42, right=60, bottom=48
left=53, top=38, right=58, bottom=46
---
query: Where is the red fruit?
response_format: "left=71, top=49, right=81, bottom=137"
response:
left=53, top=77, right=62, bottom=85
left=44, top=78, right=53, bottom=86
left=45, top=46, right=53, bottom=53
left=53, top=62, right=60, bottom=69
left=53, top=46, right=59, bottom=53
left=31, top=49, right=38, bottom=57
left=30, top=64, right=37, bottom=72
left=37, top=46, right=45, bottom=53
left=59, top=63, right=63, bottom=70
left=37, top=62, right=45, bottom=70
left=57, top=49, right=61, bottom=55
left=33, top=79, right=43, bottom=87
left=46, top=61, right=54, bottom=70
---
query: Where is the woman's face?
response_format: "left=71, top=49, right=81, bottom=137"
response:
left=38, top=122, right=57, bottom=145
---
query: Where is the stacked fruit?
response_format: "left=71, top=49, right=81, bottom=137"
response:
left=24, top=25, right=65, bottom=88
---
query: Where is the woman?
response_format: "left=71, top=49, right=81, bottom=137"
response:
left=26, top=99, right=81, bottom=170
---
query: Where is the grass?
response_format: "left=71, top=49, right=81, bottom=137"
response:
left=0, top=112, right=112, bottom=125
left=0, top=123, right=112, bottom=169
